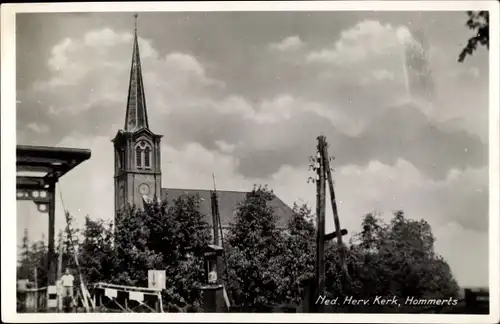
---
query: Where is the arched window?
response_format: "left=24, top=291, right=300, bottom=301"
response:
left=135, top=141, right=152, bottom=169
left=144, top=147, right=151, bottom=168
left=136, top=147, right=142, bottom=167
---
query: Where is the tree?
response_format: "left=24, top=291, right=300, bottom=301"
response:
left=271, top=203, right=315, bottom=305
left=113, top=206, right=164, bottom=287
left=29, top=235, right=49, bottom=287
left=17, top=229, right=32, bottom=280
left=225, top=186, right=285, bottom=309
left=342, top=211, right=460, bottom=306
left=458, top=11, right=489, bottom=62
left=79, top=216, right=117, bottom=284
left=107, top=196, right=210, bottom=311
left=157, top=195, right=211, bottom=311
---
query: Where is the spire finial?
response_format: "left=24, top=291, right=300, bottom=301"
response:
left=134, top=13, right=138, bottom=32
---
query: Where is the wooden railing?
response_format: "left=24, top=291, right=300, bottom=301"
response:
left=90, top=282, right=164, bottom=313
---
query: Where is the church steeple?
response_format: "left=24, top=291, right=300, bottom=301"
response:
left=113, top=14, right=162, bottom=218
left=124, top=14, right=149, bottom=132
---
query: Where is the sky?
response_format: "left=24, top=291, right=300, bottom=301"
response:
left=15, top=11, right=489, bottom=288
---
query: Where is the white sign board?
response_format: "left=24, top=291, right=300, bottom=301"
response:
left=148, top=270, right=166, bottom=290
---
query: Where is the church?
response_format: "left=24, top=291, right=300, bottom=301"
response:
left=112, top=19, right=295, bottom=231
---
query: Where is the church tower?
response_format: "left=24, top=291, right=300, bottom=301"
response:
left=112, top=14, right=162, bottom=218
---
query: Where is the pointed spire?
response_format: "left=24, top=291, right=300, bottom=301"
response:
left=124, top=13, right=149, bottom=132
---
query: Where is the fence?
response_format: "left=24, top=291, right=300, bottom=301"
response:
left=90, top=282, right=164, bottom=313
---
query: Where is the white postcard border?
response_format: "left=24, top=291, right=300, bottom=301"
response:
left=1, top=1, right=498, bottom=323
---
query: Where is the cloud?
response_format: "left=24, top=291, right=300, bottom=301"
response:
left=433, top=222, right=488, bottom=287
left=269, top=157, right=488, bottom=232
left=230, top=100, right=486, bottom=181
left=372, top=69, right=395, bottom=81
left=307, top=20, right=412, bottom=65
left=31, top=28, right=221, bottom=119
left=26, top=122, right=49, bottom=134
left=449, top=66, right=481, bottom=80
left=18, top=25, right=487, bottom=186
left=468, top=67, right=480, bottom=78
left=215, top=140, right=236, bottom=154
left=83, top=28, right=133, bottom=48
left=359, top=69, right=396, bottom=85
left=269, top=36, right=304, bottom=52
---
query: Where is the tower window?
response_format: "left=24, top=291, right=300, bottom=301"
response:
left=136, top=147, right=142, bottom=167
left=119, top=149, right=125, bottom=169
left=135, top=141, right=152, bottom=169
left=144, top=147, right=151, bottom=168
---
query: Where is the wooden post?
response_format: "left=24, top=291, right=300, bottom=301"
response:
left=322, top=140, right=351, bottom=292
left=47, top=184, right=56, bottom=286
left=158, top=291, right=164, bottom=313
left=322, top=142, right=343, bottom=247
left=33, top=268, right=38, bottom=311
left=314, top=136, right=326, bottom=313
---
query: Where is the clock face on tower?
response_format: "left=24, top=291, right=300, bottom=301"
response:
left=138, top=183, right=150, bottom=195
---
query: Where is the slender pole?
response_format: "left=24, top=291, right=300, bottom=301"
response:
left=57, top=231, right=63, bottom=280
left=158, top=291, right=164, bottom=313
left=34, top=267, right=38, bottom=289
left=315, top=136, right=326, bottom=313
left=322, top=142, right=344, bottom=248
left=48, top=184, right=56, bottom=286
left=57, top=233, right=63, bottom=312
left=211, top=191, right=220, bottom=247
left=211, top=190, right=225, bottom=288
left=34, top=267, right=38, bottom=311
left=322, top=139, right=350, bottom=294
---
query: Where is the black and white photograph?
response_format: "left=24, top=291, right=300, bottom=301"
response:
left=1, top=1, right=499, bottom=322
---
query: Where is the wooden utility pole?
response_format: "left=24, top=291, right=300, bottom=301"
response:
left=314, top=136, right=327, bottom=313
left=322, top=143, right=343, bottom=247
left=308, top=135, right=349, bottom=313
left=322, top=141, right=350, bottom=293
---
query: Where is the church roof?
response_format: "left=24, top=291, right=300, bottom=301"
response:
left=124, top=14, right=149, bottom=132
left=161, top=188, right=295, bottom=228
